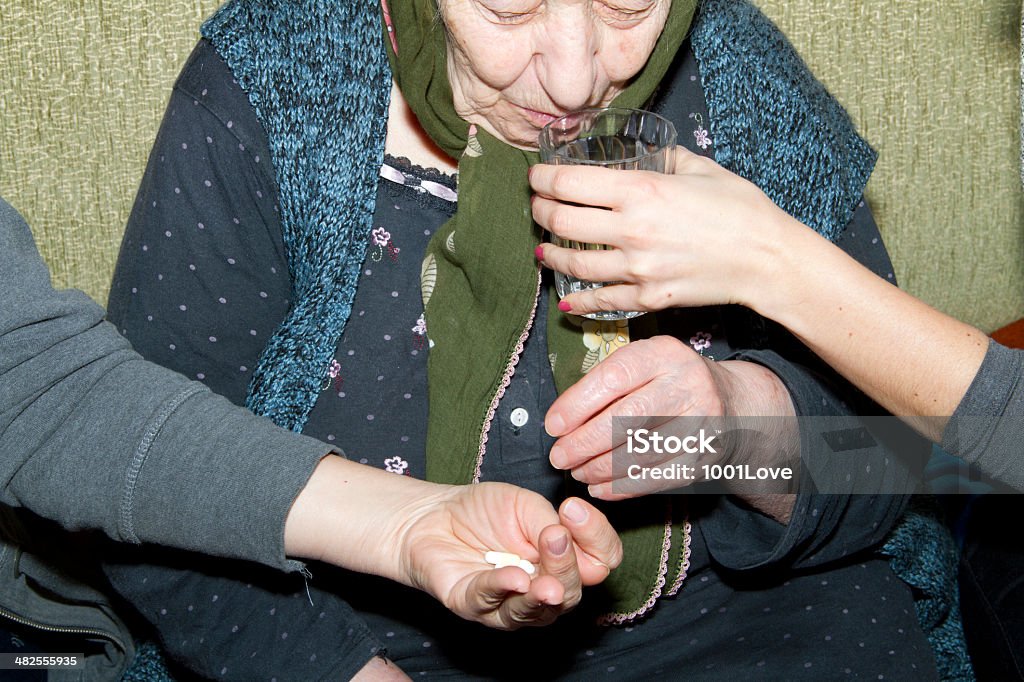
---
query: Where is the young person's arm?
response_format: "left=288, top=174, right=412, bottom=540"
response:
left=532, top=147, right=989, bottom=442
left=0, top=197, right=621, bottom=629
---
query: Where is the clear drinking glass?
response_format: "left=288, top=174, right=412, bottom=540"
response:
left=538, top=107, right=677, bottom=321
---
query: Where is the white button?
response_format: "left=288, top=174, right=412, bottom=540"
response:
left=510, top=408, right=529, bottom=427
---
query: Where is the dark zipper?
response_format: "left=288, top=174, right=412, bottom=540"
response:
left=0, top=604, right=125, bottom=649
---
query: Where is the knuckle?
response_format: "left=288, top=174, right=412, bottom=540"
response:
left=564, top=586, right=582, bottom=610
left=566, top=250, right=592, bottom=279
left=616, top=394, right=655, bottom=420
left=624, top=256, right=651, bottom=283
left=551, top=166, right=579, bottom=197
left=609, top=538, right=625, bottom=567
left=549, top=205, right=574, bottom=238
left=597, top=357, right=634, bottom=393
left=635, top=286, right=671, bottom=311
left=632, top=174, right=659, bottom=198
left=565, top=428, right=607, bottom=463
left=506, top=605, right=533, bottom=630
left=648, top=335, right=685, bottom=358
left=691, top=155, right=717, bottom=173
left=635, top=288, right=657, bottom=311
left=591, top=287, right=617, bottom=311
left=593, top=455, right=613, bottom=481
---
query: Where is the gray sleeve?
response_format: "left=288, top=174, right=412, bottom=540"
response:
left=940, top=339, right=1024, bottom=491
left=0, top=197, right=331, bottom=571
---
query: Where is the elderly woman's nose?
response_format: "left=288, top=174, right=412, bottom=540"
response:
left=537, top=19, right=599, bottom=110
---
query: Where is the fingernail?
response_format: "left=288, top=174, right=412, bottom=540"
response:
left=563, top=499, right=588, bottom=524
left=549, top=444, right=566, bottom=469
left=546, top=412, right=566, bottom=436
left=547, top=533, right=569, bottom=556
left=534, top=245, right=544, bottom=260
left=557, top=300, right=572, bottom=313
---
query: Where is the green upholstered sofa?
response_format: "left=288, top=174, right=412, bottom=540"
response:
left=2, top=1, right=1021, bottom=331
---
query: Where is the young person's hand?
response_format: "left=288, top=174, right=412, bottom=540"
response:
left=531, top=145, right=791, bottom=317
left=285, top=457, right=622, bottom=630
left=399, top=485, right=621, bottom=630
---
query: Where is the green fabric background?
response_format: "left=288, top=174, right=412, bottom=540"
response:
left=1, top=0, right=1021, bottom=332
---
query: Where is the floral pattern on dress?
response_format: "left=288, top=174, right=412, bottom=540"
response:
left=689, top=331, right=712, bottom=351
left=689, top=331, right=714, bottom=359
left=322, top=358, right=343, bottom=391
left=370, top=226, right=400, bottom=263
left=689, top=113, right=712, bottom=151
left=412, top=313, right=427, bottom=350
left=384, top=456, right=409, bottom=475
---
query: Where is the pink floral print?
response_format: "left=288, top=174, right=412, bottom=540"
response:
left=370, top=226, right=400, bottom=263
left=689, top=113, right=712, bottom=151
left=689, top=331, right=712, bottom=352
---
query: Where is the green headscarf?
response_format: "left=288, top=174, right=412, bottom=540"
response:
left=385, top=0, right=699, bottom=620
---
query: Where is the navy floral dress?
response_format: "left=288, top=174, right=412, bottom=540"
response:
left=103, top=39, right=936, bottom=681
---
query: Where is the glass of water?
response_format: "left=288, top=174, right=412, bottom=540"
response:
left=538, top=107, right=677, bottom=321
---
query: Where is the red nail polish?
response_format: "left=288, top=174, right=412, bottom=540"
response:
left=534, top=245, right=544, bottom=260
left=558, top=300, right=572, bottom=313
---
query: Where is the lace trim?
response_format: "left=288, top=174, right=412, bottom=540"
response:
left=666, top=519, right=693, bottom=597
left=381, top=154, right=458, bottom=203
left=596, top=513, right=674, bottom=626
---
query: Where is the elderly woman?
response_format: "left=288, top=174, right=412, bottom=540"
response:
left=105, top=0, right=937, bottom=678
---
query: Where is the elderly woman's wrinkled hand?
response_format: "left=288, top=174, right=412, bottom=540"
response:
left=544, top=337, right=798, bottom=520
left=544, top=336, right=728, bottom=499
left=530, top=146, right=793, bottom=317
left=398, top=485, right=622, bottom=630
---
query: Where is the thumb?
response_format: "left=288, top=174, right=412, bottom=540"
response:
left=536, top=525, right=583, bottom=609
left=559, top=497, right=623, bottom=586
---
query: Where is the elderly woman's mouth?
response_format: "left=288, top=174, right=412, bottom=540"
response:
left=515, top=104, right=563, bottom=128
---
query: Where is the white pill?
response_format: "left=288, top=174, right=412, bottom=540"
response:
left=517, top=559, right=537, bottom=575
left=484, top=551, right=536, bottom=575
left=484, top=551, right=521, bottom=568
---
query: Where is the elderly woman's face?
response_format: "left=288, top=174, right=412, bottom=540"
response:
left=441, top=0, right=671, bottom=149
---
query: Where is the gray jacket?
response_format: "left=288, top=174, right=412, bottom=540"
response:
left=0, top=197, right=331, bottom=679
left=941, top=339, right=1024, bottom=491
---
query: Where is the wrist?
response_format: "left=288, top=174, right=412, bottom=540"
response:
left=284, top=455, right=440, bottom=585
left=712, top=360, right=799, bottom=521
left=714, top=359, right=796, bottom=420
left=740, top=208, right=813, bottom=323
left=387, top=484, right=462, bottom=592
